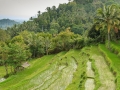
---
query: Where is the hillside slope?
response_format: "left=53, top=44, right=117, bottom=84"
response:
left=0, top=50, right=79, bottom=90
left=0, top=46, right=118, bottom=90
left=6, top=0, right=120, bottom=37
left=0, top=19, right=19, bottom=29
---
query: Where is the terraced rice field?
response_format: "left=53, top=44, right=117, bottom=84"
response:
left=91, top=54, right=115, bottom=90
left=85, top=60, right=95, bottom=90
left=0, top=46, right=118, bottom=90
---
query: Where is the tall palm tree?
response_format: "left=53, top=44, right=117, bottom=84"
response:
left=95, top=4, right=120, bottom=48
left=37, top=11, right=41, bottom=17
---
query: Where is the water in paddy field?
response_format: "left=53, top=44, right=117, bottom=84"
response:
left=85, top=60, right=95, bottom=90
left=0, top=78, right=5, bottom=83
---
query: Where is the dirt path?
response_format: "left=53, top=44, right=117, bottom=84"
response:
left=85, top=60, right=95, bottom=90
left=91, top=55, right=116, bottom=90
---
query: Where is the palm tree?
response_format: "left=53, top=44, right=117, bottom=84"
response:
left=37, top=11, right=41, bottom=17
left=29, top=17, right=33, bottom=21
left=95, top=4, right=120, bottom=48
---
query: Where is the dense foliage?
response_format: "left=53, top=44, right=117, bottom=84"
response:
left=1, top=0, right=120, bottom=76
left=6, top=0, right=120, bottom=37
left=0, top=28, right=83, bottom=74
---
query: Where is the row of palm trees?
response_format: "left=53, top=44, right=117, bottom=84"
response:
left=95, top=4, right=120, bottom=48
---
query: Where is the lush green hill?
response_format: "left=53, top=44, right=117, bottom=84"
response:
left=6, top=0, right=120, bottom=37
left=0, top=19, right=19, bottom=29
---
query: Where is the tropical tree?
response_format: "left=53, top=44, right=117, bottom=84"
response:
left=57, top=27, right=74, bottom=50
left=49, top=19, right=60, bottom=34
left=25, top=32, right=38, bottom=57
left=0, top=42, right=9, bottom=75
left=38, top=11, right=41, bottom=17
left=39, top=33, right=52, bottom=55
left=0, top=29, right=10, bottom=42
left=8, top=43, right=28, bottom=73
left=8, top=35, right=31, bottom=73
left=95, top=4, right=120, bottom=48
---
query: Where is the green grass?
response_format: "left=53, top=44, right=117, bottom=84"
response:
left=111, top=41, right=120, bottom=48
left=1, top=45, right=119, bottom=90
left=0, top=50, right=82, bottom=90
left=0, top=66, right=6, bottom=78
left=91, top=58, right=101, bottom=90
left=0, top=49, right=88, bottom=90
left=99, top=44, right=120, bottom=71
left=99, top=44, right=120, bottom=90
left=0, top=54, right=55, bottom=90
left=110, top=42, right=120, bottom=55
left=0, top=65, right=13, bottom=78
left=84, top=46, right=101, bottom=90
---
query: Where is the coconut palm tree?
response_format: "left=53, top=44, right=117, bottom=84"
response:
left=95, top=4, right=120, bottom=48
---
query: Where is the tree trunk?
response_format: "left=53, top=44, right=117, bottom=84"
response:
left=4, top=64, right=8, bottom=75
left=33, top=49, right=35, bottom=58
left=10, top=66, right=13, bottom=73
left=14, top=67, right=17, bottom=73
left=46, top=50, right=48, bottom=55
left=46, top=47, right=48, bottom=55
left=108, top=32, right=110, bottom=48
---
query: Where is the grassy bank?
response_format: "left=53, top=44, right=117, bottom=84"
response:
left=0, top=54, right=55, bottom=90
left=99, top=44, right=120, bottom=90
left=0, top=45, right=119, bottom=90
left=66, top=49, right=87, bottom=90
left=0, top=50, right=80, bottom=90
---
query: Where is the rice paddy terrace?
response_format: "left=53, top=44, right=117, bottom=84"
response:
left=0, top=43, right=120, bottom=90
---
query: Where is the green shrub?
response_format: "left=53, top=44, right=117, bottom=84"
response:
left=84, top=37, right=94, bottom=46
left=117, top=52, right=120, bottom=57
